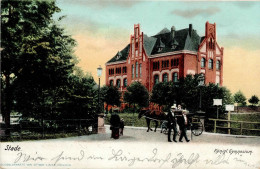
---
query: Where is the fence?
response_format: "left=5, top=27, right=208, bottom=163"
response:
left=0, top=119, right=96, bottom=141
left=208, top=118, right=260, bottom=135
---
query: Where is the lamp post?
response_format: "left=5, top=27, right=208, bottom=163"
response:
left=198, top=74, right=204, bottom=111
left=95, top=65, right=102, bottom=133
left=196, top=74, right=205, bottom=134
left=97, top=65, right=103, bottom=114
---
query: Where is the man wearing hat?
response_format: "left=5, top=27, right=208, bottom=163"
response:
left=167, top=105, right=178, bottom=142
left=178, top=110, right=190, bottom=142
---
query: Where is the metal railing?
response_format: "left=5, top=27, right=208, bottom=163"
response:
left=0, top=119, right=96, bottom=141
left=209, top=118, right=260, bottom=135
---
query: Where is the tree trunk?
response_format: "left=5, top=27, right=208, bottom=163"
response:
left=106, top=104, right=108, bottom=114
left=4, top=74, right=11, bottom=135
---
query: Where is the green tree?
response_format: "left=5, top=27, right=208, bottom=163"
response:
left=1, top=0, right=76, bottom=128
left=150, top=82, right=176, bottom=110
left=234, top=91, right=247, bottom=106
left=124, top=82, right=149, bottom=111
left=248, top=95, right=259, bottom=106
left=101, top=86, right=121, bottom=113
left=60, top=73, right=98, bottom=119
left=177, top=75, right=200, bottom=111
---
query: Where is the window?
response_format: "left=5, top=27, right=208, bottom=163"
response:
left=109, top=68, right=115, bottom=75
left=110, top=80, right=113, bottom=86
left=139, top=63, right=142, bottom=77
left=163, top=73, right=168, bottom=82
left=209, top=38, right=215, bottom=50
left=132, top=39, right=134, bottom=57
left=172, top=72, right=178, bottom=82
left=208, top=59, right=213, bottom=69
left=136, top=62, right=138, bottom=77
left=216, top=60, right=220, bottom=70
left=201, top=58, right=205, bottom=68
left=115, top=67, right=121, bottom=74
left=122, top=66, right=127, bottom=74
left=154, top=75, right=159, bottom=85
left=153, top=61, right=160, bottom=70
left=162, top=60, right=169, bottom=69
left=171, top=59, right=179, bottom=67
left=116, top=79, right=121, bottom=88
left=139, top=36, right=142, bottom=56
left=132, top=64, right=134, bottom=78
left=123, top=78, right=127, bottom=87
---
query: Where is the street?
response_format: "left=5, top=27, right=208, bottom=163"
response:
left=1, top=125, right=260, bottom=169
left=32, top=125, right=260, bottom=146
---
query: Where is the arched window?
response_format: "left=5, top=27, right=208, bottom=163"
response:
left=132, top=64, right=134, bottom=78
left=136, top=62, right=138, bottom=77
left=154, top=75, right=159, bottom=85
left=201, top=58, right=205, bottom=68
left=123, top=78, right=127, bottom=87
left=110, top=80, right=114, bottom=86
left=208, top=59, right=213, bottom=69
left=172, top=72, right=178, bottom=82
left=163, top=73, right=168, bottom=82
left=139, top=63, right=142, bottom=77
left=216, top=60, right=220, bottom=70
left=116, top=79, right=121, bottom=88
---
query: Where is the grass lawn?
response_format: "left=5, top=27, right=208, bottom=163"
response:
left=206, top=113, right=260, bottom=136
left=104, top=113, right=160, bottom=128
left=105, top=112, right=260, bottom=136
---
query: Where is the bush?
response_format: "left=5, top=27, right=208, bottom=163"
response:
left=105, top=113, right=159, bottom=128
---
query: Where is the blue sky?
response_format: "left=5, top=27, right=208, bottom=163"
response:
left=56, top=1, right=260, bottom=48
left=54, top=0, right=260, bottom=98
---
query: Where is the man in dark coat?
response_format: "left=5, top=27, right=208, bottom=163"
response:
left=167, top=105, right=178, bottom=142
left=119, top=118, right=124, bottom=136
left=178, top=110, right=190, bottom=142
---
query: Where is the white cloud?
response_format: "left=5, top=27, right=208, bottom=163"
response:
left=172, top=7, right=220, bottom=18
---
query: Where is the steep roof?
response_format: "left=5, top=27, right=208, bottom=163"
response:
left=155, top=27, right=170, bottom=35
left=107, top=25, right=202, bottom=63
left=107, top=44, right=130, bottom=63
left=143, top=34, right=157, bottom=56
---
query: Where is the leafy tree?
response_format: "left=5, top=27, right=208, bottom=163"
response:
left=149, top=74, right=234, bottom=116
left=177, top=75, right=200, bottom=111
left=150, top=82, right=176, bottom=110
left=234, top=91, right=247, bottom=106
left=248, top=95, right=259, bottom=106
left=1, top=0, right=76, bottom=128
left=101, top=86, right=121, bottom=113
left=124, top=82, right=149, bottom=111
left=60, top=73, right=98, bottom=119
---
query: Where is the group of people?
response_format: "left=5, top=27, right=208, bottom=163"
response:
left=167, top=105, right=190, bottom=143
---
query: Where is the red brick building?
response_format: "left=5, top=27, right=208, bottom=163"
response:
left=105, top=22, right=223, bottom=94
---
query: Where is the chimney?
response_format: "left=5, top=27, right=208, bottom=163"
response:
left=189, top=24, right=192, bottom=37
left=171, top=26, right=176, bottom=40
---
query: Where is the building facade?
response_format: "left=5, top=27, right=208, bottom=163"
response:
left=105, top=22, right=224, bottom=94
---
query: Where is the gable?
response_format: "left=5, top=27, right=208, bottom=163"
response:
left=107, top=44, right=130, bottom=63
left=216, top=42, right=222, bottom=55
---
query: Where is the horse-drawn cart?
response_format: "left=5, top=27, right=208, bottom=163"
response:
left=139, top=109, right=204, bottom=138
left=161, top=110, right=204, bottom=137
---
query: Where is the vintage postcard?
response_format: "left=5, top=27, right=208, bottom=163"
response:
left=1, top=0, right=260, bottom=169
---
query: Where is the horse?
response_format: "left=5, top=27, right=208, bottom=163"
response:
left=138, top=109, right=167, bottom=132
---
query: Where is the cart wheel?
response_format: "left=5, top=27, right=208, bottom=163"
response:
left=161, top=121, right=168, bottom=134
left=192, top=121, right=203, bottom=136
